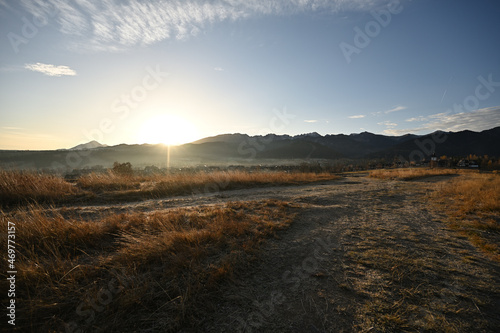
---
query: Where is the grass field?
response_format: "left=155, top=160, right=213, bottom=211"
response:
left=0, top=169, right=332, bottom=331
left=0, top=169, right=339, bottom=207
left=369, top=168, right=461, bottom=180
left=435, top=173, right=500, bottom=261
left=0, top=199, right=297, bottom=332
left=1, top=168, right=499, bottom=332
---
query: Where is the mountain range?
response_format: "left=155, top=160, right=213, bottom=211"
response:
left=0, top=127, right=498, bottom=171
left=188, top=127, right=499, bottom=160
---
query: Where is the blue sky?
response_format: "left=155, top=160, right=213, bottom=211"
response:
left=1, top=0, right=499, bottom=150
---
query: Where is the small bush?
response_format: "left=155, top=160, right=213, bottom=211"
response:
left=112, top=162, right=133, bottom=176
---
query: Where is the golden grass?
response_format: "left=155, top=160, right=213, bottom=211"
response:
left=150, top=170, right=339, bottom=196
left=0, top=169, right=339, bottom=207
left=0, top=170, right=78, bottom=206
left=78, top=170, right=339, bottom=193
left=438, top=174, right=500, bottom=215
left=434, top=173, right=500, bottom=260
left=76, top=171, right=140, bottom=191
left=0, top=199, right=296, bottom=332
left=369, top=168, right=460, bottom=180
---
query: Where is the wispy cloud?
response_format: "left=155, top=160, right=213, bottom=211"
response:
left=304, top=120, right=318, bottom=123
left=384, top=105, right=407, bottom=114
left=348, top=115, right=365, bottom=119
left=14, top=0, right=393, bottom=51
left=1, top=126, right=23, bottom=130
left=378, top=120, right=398, bottom=128
left=405, top=116, right=427, bottom=122
left=25, top=63, right=77, bottom=76
left=214, top=67, right=224, bottom=71
left=371, top=105, right=407, bottom=116
left=423, top=107, right=500, bottom=133
left=383, top=106, right=500, bottom=135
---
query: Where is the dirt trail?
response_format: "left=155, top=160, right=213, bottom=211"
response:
left=58, top=175, right=500, bottom=332
left=187, top=175, right=498, bottom=333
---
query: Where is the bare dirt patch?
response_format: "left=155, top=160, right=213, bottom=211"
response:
left=192, top=176, right=500, bottom=332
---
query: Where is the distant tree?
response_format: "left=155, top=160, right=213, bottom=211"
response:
left=112, top=162, right=133, bottom=176
left=144, top=165, right=160, bottom=175
left=468, top=154, right=478, bottom=161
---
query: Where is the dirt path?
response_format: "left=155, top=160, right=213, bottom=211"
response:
left=180, top=175, right=497, bottom=333
left=56, top=175, right=500, bottom=332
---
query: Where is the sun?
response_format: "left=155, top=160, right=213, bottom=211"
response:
left=137, top=114, right=198, bottom=145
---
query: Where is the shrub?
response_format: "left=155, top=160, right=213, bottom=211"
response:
left=112, top=162, right=133, bottom=176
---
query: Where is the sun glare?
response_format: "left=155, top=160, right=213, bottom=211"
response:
left=137, top=114, right=198, bottom=145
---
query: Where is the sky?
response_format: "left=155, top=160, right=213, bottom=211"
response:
left=1, top=0, right=500, bottom=150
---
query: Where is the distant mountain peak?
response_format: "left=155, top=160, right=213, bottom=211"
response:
left=70, top=140, right=107, bottom=150
left=295, top=132, right=322, bottom=138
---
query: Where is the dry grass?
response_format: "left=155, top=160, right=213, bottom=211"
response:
left=369, top=168, right=460, bottom=180
left=150, top=170, right=338, bottom=197
left=77, top=170, right=339, bottom=194
left=76, top=171, right=141, bottom=191
left=0, top=169, right=339, bottom=207
left=369, top=169, right=500, bottom=260
left=0, top=199, right=297, bottom=332
left=0, top=170, right=79, bottom=206
left=434, top=173, right=500, bottom=260
left=343, top=208, right=497, bottom=332
left=335, top=175, right=500, bottom=332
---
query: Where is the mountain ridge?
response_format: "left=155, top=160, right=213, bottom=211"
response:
left=69, top=140, right=108, bottom=150
left=0, top=127, right=498, bottom=171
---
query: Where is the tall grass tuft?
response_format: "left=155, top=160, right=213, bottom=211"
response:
left=0, top=170, right=77, bottom=206
left=76, top=171, right=140, bottom=192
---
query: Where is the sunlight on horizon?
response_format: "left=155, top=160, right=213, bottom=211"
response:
left=137, top=114, right=199, bottom=146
